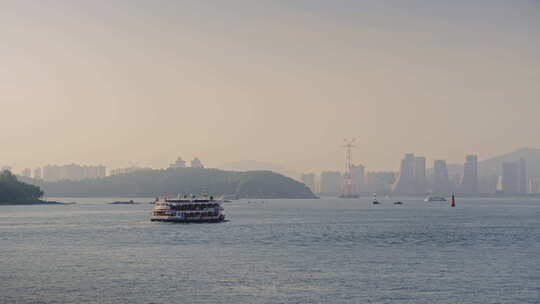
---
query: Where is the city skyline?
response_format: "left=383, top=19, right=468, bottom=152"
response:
left=1, top=1, right=539, bottom=174
left=10, top=148, right=537, bottom=195
left=3, top=145, right=540, bottom=178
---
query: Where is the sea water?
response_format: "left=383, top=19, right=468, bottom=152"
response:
left=1, top=197, right=539, bottom=303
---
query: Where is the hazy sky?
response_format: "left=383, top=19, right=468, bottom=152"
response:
left=1, top=0, right=539, bottom=173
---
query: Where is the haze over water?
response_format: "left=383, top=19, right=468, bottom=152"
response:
left=2, top=2, right=540, bottom=303
left=1, top=197, right=539, bottom=303
left=2, top=1, right=540, bottom=173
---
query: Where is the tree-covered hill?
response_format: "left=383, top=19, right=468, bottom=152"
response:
left=24, top=168, right=316, bottom=199
left=0, top=170, right=44, bottom=204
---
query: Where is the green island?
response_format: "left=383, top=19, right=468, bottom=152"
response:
left=0, top=170, right=64, bottom=205
left=24, top=168, right=317, bottom=199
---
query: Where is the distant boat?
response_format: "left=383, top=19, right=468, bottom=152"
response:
left=451, top=192, right=456, bottom=208
left=424, top=195, right=447, bottom=202
left=109, top=200, right=137, bottom=205
left=393, top=201, right=403, bottom=205
left=372, top=193, right=380, bottom=205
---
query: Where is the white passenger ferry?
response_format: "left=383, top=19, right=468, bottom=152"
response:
left=151, top=195, right=225, bottom=223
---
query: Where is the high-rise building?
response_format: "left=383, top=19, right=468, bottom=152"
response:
left=301, top=173, right=316, bottom=193
left=479, top=175, right=498, bottom=195
left=190, top=158, right=204, bottom=168
left=461, top=155, right=478, bottom=195
left=21, top=168, right=32, bottom=178
left=96, top=165, right=107, bottom=178
left=519, top=158, right=527, bottom=195
left=43, top=165, right=61, bottom=182
left=81, top=165, right=106, bottom=179
left=393, top=153, right=417, bottom=195
left=320, top=171, right=343, bottom=195
left=60, top=164, right=84, bottom=181
left=432, top=160, right=451, bottom=195
left=502, top=159, right=527, bottom=195
left=42, top=164, right=106, bottom=181
left=502, top=161, right=520, bottom=195
left=530, top=178, right=540, bottom=194
left=414, top=156, right=427, bottom=194
left=169, top=157, right=186, bottom=169
left=350, top=164, right=365, bottom=194
left=366, top=171, right=396, bottom=194
left=33, top=167, right=42, bottom=180
left=110, top=166, right=150, bottom=176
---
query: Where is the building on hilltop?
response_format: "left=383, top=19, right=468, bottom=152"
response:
left=190, top=158, right=204, bottom=168
left=43, top=164, right=106, bottom=181
left=43, top=165, right=61, bottom=182
left=60, top=164, right=83, bottom=181
left=33, top=167, right=42, bottom=180
left=21, top=168, right=32, bottom=178
left=169, top=157, right=186, bottom=169
left=110, top=166, right=150, bottom=176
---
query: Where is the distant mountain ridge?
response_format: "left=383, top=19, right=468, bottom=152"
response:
left=430, top=148, right=540, bottom=178
left=478, top=147, right=540, bottom=178
left=23, top=168, right=316, bottom=199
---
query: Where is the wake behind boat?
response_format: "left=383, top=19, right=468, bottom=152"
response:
left=151, top=195, right=225, bottom=223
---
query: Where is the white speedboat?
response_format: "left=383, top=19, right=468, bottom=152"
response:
left=424, top=195, right=447, bottom=202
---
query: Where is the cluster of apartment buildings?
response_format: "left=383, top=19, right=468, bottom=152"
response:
left=18, top=164, right=107, bottom=182
left=301, top=166, right=396, bottom=196
left=109, top=157, right=205, bottom=176
left=302, top=154, right=537, bottom=196
left=4, top=156, right=206, bottom=182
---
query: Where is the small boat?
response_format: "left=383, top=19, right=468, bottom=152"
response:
left=451, top=192, right=456, bottom=208
left=109, top=200, right=137, bottom=205
left=372, top=193, right=380, bottom=205
left=393, top=201, right=403, bottom=205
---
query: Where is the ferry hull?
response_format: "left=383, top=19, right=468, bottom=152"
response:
left=151, top=216, right=225, bottom=223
